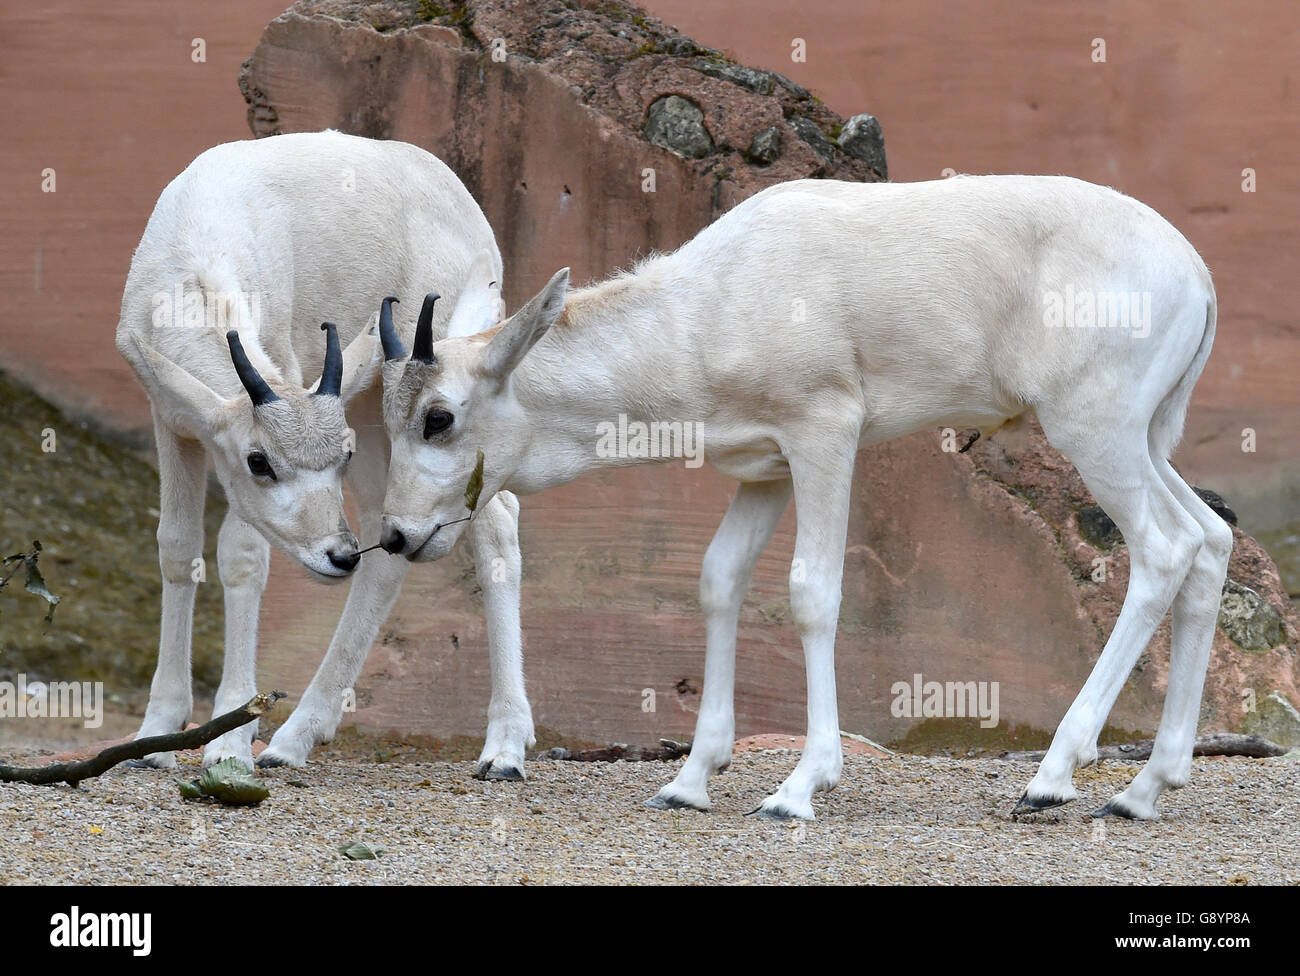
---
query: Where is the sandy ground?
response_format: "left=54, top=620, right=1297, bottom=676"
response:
left=2, top=750, right=1296, bottom=885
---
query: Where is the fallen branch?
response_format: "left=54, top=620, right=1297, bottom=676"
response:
left=0, top=691, right=286, bottom=787
left=999, top=731, right=1287, bottom=763
left=533, top=739, right=692, bottom=763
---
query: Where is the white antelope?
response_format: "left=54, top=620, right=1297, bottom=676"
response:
left=378, top=174, right=1229, bottom=821
left=115, top=131, right=535, bottom=777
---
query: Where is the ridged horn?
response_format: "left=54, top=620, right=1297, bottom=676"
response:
left=314, top=322, right=342, bottom=397
left=379, top=296, right=406, bottom=361
left=411, top=292, right=440, bottom=364
left=226, top=331, right=279, bottom=406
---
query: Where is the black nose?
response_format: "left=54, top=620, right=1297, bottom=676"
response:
left=380, top=524, right=406, bottom=555
left=327, top=548, right=360, bottom=572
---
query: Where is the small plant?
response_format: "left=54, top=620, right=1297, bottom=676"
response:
left=0, top=540, right=60, bottom=623
left=415, top=1, right=452, bottom=21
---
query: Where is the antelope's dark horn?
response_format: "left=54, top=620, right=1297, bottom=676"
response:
left=379, top=297, right=406, bottom=361
left=314, top=322, right=342, bottom=397
left=411, top=292, right=440, bottom=364
left=226, top=330, right=279, bottom=406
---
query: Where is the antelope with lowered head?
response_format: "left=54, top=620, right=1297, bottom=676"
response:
left=378, top=174, right=1229, bottom=821
left=116, top=130, right=535, bottom=778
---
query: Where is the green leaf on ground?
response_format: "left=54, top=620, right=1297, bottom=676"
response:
left=339, top=840, right=384, bottom=860
left=178, top=757, right=270, bottom=806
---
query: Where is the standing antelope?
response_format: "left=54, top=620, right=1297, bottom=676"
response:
left=115, top=131, right=535, bottom=777
left=378, top=175, right=1228, bottom=821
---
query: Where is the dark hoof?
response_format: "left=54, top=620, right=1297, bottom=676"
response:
left=745, top=804, right=804, bottom=821
left=124, top=758, right=166, bottom=770
left=475, top=761, right=524, bottom=782
left=1090, top=800, right=1138, bottom=820
left=255, top=754, right=291, bottom=769
left=645, top=794, right=707, bottom=812
left=1011, top=791, right=1073, bottom=815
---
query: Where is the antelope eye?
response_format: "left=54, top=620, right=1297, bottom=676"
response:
left=247, top=451, right=277, bottom=480
left=424, top=409, right=454, bottom=438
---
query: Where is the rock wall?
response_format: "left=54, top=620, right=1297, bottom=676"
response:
left=239, top=0, right=881, bottom=309
left=0, top=0, right=291, bottom=432
left=3, top=0, right=1294, bottom=584
left=235, top=0, right=1300, bottom=751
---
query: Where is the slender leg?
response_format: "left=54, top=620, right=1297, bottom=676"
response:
left=131, top=411, right=207, bottom=769
left=257, top=540, right=409, bottom=767
left=753, top=444, right=859, bottom=821
left=466, top=489, right=535, bottom=781
left=201, top=512, right=270, bottom=767
left=1095, top=458, right=1232, bottom=819
left=648, top=478, right=792, bottom=811
left=258, top=403, right=409, bottom=768
left=1018, top=433, right=1203, bottom=815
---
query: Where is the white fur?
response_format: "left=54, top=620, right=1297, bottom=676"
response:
left=116, top=131, right=534, bottom=774
left=382, top=174, right=1225, bottom=820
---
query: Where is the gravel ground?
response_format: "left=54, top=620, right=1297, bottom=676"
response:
left=2, top=751, right=1296, bottom=885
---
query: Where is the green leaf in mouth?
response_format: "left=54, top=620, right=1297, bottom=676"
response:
left=464, top=449, right=485, bottom=513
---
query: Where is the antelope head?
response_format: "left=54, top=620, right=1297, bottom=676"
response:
left=126, top=321, right=380, bottom=581
left=378, top=269, right=569, bottom=560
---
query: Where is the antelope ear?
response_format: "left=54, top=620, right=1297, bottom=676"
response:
left=339, top=321, right=383, bottom=402
left=447, top=251, right=505, bottom=339
left=122, top=332, right=234, bottom=438
left=483, top=267, right=569, bottom=381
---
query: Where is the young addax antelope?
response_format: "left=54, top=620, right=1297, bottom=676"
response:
left=378, top=175, right=1227, bottom=821
left=116, top=131, right=534, bottom=777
